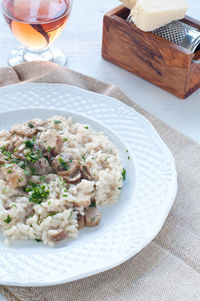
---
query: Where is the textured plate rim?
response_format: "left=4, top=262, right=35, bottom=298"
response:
left=0, top=83, right=177, bottom=286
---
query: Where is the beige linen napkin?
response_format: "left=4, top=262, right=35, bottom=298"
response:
left=0, top=62, right=200, bottom=301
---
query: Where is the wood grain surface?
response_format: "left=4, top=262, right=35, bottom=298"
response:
left=102, top=6, right=200, bottom=99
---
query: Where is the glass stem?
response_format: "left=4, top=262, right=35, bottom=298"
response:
left=23, top=47, right=53, bottom=62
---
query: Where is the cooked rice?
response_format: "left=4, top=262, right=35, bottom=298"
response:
left=0, top=116, right=123, bottom=246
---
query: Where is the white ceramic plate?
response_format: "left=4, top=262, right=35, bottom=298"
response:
left=0, top=83, right=177, bottom=286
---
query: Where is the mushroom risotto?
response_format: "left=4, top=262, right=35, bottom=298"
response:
left=0, top=116, right=124, bottom=246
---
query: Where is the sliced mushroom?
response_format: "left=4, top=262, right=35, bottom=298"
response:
left=28, top=144, right=52, bottom=163
left=11, top=122, right=37, bottom=137
left=10, top=119, right=47, bottom=138
left=1, top=163, right=27, bottom=189
left=55, top=153, right=81, bottom=184
left=52, top=153, right=78, bottom=173
left=33, top=157, right=52, bottom=175
left=0, top=154, right=7, bottom=165
left=58, top=170, right=82, bottom=184
left=4, top=205, right=11, bottom=210
left=14, top=152, right=25, bottom=160
left=67, top=160, right=80, bottom=176
left=6, top=136, right=24, bottom=152
left=80, top=165, right=92, bottom=181
left=40, top=131, right=63, bottom=155
left=43, top=150, right=53, bottom=162
left=6, top=142, right=15, bottom=152
left=77, top=213, right=85, bottom=229
left=48, top=229, right=67, bottom=242
left=85, top=208, right=101, bottom=227
left=14, top=136, right=25, bottom=148
left=32, top=144, right=44, bottom=156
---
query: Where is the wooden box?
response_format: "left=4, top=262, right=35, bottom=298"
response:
left=102, top=5, right=200, bottom=99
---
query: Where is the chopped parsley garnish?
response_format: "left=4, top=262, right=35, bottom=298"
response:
left=62, top=194, right=68, bottom=197
left=91, top=218, right=95, bottom=221
left=18, top=161, right=26, bottom=169
left=63, top=138, right=67, bottom=142
left=25, top=149, right=42, bottom=163
left=11, top=204, right=16, bottom=208
left=128, top=156, right=130, bottom=160
left=48, top=201, right=51, bottom=205
left=17, top=162, right=30, bottom=175
left=24, top=169, right=30, bottom=175
left=1, top=147, right=13, bottom=160
left=18, top=177, right=24, bottom=183
left=126, top=150, right=128, bottom=153
left=47, top=146, right=52, bottom=152
left=35, top=239, right=42, bottom=242
left=24, top=138, right=35, bottom=148
left=4, top=215, right=11, bottom=224
left=30, top=167, right=36, bottom=173
left=58, top=157, right=69, bottom=171
left=10, top=158, right=20, bottom=164
left=28, top=123, right=34, bottom=128
left=1, top=141, right=40, bottom=177
left=89, top=200, right=96, bottom=208
left=39, top=176, right=46, bottom=182
left=1, top=146, right=6, bottom=152
left=54, top=120, right=62, bottom=124
left=62, top=179, right=66, bottom=186
left=25, top=183, right=50, bottom=204
left=4, top=163, right=13, bottom=169
left=84, top=126, right=88, bottom=129
left=82, top=156, right=86, bottom=161
left=122, top=168, right=126, bottom=181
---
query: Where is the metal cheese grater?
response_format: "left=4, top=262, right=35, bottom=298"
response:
left=127, top=15, right=200, bottom=54
left=102, top=6, right=200, bottom=98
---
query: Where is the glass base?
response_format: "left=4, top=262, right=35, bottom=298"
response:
left=8, top=46, right=67, bottom=66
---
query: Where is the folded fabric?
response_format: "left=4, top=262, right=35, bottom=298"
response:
left=0, top=62, right=200, bottom=301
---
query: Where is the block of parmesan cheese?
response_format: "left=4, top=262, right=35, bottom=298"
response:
left=120, top=0, right=138, bottom=10
left=131, top=0, right=188, bottom=32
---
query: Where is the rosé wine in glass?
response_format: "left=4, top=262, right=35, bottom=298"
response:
left=2, top=0, right=72, bottom=65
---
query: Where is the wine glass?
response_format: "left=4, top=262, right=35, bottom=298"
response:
left=1, top=0, right=72, bottom=66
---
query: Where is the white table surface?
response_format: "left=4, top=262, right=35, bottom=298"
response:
left=0, top=0, right=199, bottom=299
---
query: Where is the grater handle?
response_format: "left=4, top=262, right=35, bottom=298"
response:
left=180, top=30, right=200, bottom=52
left=192, top=60, right=200, bottom=64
